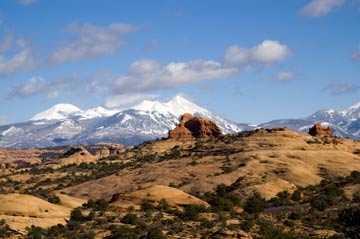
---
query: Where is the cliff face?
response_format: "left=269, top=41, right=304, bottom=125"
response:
left=168, top=113, right=222, bottom=139
left=309, top=123, right=333, bottom=137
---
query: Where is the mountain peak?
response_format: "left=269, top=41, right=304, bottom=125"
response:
left=348, top=102, right=360, bottom=110
left=31, top=103, right=83, bottom=121
left=132, top=96, right=208, bottom=117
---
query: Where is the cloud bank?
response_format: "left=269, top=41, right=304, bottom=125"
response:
left=112, top=59, right=239, bottom=94
left=0, top=38, right=37, bottom=75
left=301, top=0, right=345, bottom=17
left=50, top=22, right=140, bottom=64
left=223, top=40, right=292, bottom=65
left=324, top=83, right=360, bottom=95
left=8, top=75, right=79, bottom=99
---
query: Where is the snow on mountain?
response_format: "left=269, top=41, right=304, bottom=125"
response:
left=79, top=107, right=120, bottom=120
left=129, top=96, right=247, bottom=134
left=31, top=104, right=83, bottom=121
left=1, top=126, right=23, bottom=136
left=131, top=95, right=209, bottom=117
left=9, top=97, right=360, bottom=149
left=0, top=96, right=250, bottom=148
left=348, top=102, right=360, bottom=111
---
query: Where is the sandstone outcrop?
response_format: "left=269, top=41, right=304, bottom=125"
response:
left=308, top=123, right=333, bottom=137
left=168, top=113, right=222, bottom=139
left=59, top=146, right=96, bottom=165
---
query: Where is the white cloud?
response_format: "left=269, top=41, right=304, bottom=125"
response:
left=324, top=83, right=360, bottom=95
left=0, top=38, right=37, bottom=75
left=351, top=45, right=360, bottom=61
left=8, top=75, right=79, bottom=99
left=9, top=76, right=45, bottom=97
left=276, top=71, right=296, bottom=81
left=50, top=22, right=140, bottom=64
left=223, top=40, right=292, bottom=65
left=301, top=0, right=345, bottom=17
left=105, top=94, right=158, bottom=108
left=18, top=0, right=37, bottom=5
left=112, top=59, right=238, bottom=94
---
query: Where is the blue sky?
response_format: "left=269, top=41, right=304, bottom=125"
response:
left=0, top=0, right=359, bottom=124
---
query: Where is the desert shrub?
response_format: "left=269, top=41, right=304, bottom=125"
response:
left=70, top=208, right=85, bottom=222
left=138, top=154, right=156, bottom=163
left=291, top=189, right=302, bottom=201
left=268, top=191, right=292, bottom=207
left=156, top=199, right=170, bottom=212
left=84, top=198, right=109, bottom=211
left=141, top=225, right=166, bottom=239
left=199, top=218, right=215, bottom=229
left=107, top=225, right=140, bottom=239
left=181, top=204, right=207, bottom=221
left=141, top=200, right=155, bottom=212
left=243, top=192, right=267, bottom=214
left=26, top=225, right=45, bottom=239
left=288, top=211, right=301, bottom=220
left=121, top=213, right=138, bottom=225
left=45, top=224, right=66, bottom=237
left=48, top=195, right=61, bottom=204
left=348, top=170, right=360, bottom=184
left=338, top=205, right=360, bottom=239
left=257, top=223, right=311, bottom=239
left=353, top=191, right=360, bottom=203
left=201, top=184, right=240, bottom=212
left=310, top=195, right=329, bottom=211
left=94, top=198, right=109, bottom=211
left=0, top=219, right=13, bottom=238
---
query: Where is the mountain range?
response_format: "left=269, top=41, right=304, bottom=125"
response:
left=1, top=95, right=360, bottom=148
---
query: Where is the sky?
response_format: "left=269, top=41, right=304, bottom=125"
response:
left=0, top=0, right=359, bottom=125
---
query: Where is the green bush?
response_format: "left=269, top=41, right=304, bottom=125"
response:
left=257, top=223, right=311, bottom=239
left=121, top=213, right=138, bottom=225
left=348, top=171, right=360, bottom=184
left=26, top=225, right=45, bottom=239
left=338, top=205, right=360, bottom=239
left=48, top=195, right=61, bottom=204
left=310, top=195, right=329, bottom=211
left=181, top=204, right=207, bottom=221
left=353, top=191, right=360, bottom=203
left=141, top=200, right=155, bottom=212
left=243, top=192, right=267, bottom=214
left=107, top=225, right=140, bottom=239
left=156, top=199, right=170, bottom=212
left=291, top=189, right=302, bottom=201
left=0, top=219, right=13, bottom=238
left=70, top=208, right=85, bottom=222
left=141, top=225, right=166, bottom=239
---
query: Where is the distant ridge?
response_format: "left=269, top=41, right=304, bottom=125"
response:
left=0, top=96, right=249, bottom=148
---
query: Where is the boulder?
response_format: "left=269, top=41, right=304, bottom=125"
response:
left=168, top=113, right=222, bottom=139
left=309, top=123, right=332, bottom=137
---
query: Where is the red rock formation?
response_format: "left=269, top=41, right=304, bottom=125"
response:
left=168, top=113, right=222, bottom=139
left=308, top=123, right=332, bottom=137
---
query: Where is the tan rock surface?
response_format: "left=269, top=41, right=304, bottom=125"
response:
left=111, top=185, right=209, bottom=208
left=168, top=113, right=222, bottom=139
left=60, top=128, right=360, bottom=200
left=0, top=194, right=72, bottom=233
left=309, top=123, right=333, bottom=136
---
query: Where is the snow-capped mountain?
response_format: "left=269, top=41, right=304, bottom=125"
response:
left=259, top=102, right=360, bottom=139
left=31, top=104, right=83, bottom=121
left=0, top=96, right=251, bottom=148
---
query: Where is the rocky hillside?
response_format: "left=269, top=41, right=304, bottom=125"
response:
left=0, top=126, right=359, bottom=238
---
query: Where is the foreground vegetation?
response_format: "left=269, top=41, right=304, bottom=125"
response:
left=0, top=130, right=360, bottom=238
